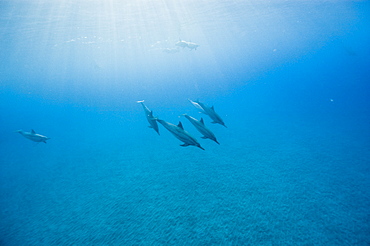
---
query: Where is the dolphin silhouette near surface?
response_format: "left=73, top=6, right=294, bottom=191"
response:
left=175, top=40, right=199, bottom=50
left=182, top=114, right=220, bottom=144
left=16, top=129, right=50, bottom=143
left=156, top=119, right=205, bottom=150
left=137, top=100, right=160, bottom=135
left=188, top=99, right=227, bottom=128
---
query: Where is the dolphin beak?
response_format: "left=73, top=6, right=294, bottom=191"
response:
left=198, top=146, right=205, bottom=150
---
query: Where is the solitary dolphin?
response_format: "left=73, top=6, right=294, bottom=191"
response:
left=183, top=114, right=220, bottom=144
left=137, top=100, right=159, bottom=135
left=175, top=40, right=199, bottom=50
left=156, top=119, right=205, bottom=150
left=188, top=99, right=227, bottom=127
left=16, top=129, right=50, bottom=143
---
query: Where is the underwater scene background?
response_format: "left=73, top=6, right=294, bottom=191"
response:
left=1, top=0, right=370, bottom=245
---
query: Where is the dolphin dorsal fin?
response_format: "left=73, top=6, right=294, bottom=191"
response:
left=200, top=118, right=205, bottom=125
left=31, top=129, right=36, bottom=134
left=149, top=111, right=154, bottom=117
left=211, top=106, right=214, bottom=110
left=177, top=121, right=184, bottom=130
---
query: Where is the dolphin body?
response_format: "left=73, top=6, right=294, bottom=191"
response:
left=137, top=100, right=160, bottom=135
left=188, top=99, right=227, bottom=128
left=183, top=114, right=220, bottom=144
left=175, top=40, right=199, bottom=50
left=16, top=129, right=50, bottom=143
left=156, top=119, right=205, bottom=150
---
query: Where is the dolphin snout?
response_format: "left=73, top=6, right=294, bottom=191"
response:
left=198, top=145, right=205, bottom=150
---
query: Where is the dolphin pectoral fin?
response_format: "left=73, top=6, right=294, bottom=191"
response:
left=180, top=143, right=190, bottom=147
left=148, top=126, right=153, bottom=128
left=201, top=136, right=208, bottom=139
left=211, top=121, right=217, bottom=124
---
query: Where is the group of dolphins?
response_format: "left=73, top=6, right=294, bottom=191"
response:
left=15, top=99, right=225, bottom=151
left=138, top=99, right=226, bottom=151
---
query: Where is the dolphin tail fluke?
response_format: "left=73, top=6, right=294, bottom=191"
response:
left=180, top=143, right=190, bottom=147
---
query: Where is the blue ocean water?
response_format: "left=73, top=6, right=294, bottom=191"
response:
left=1, top=0, right=370, bottom=245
